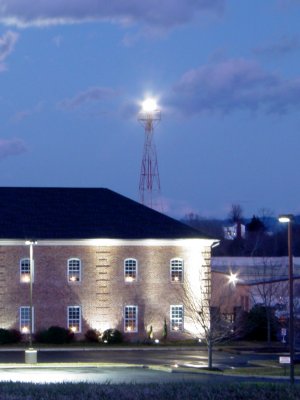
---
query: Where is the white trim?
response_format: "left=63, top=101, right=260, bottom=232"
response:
left=67, top=305, right=82, bottom=333
left=170, top=258, right=184, bottom=283
left=0, top=238, right=217, bottom=247
left=124, top=305, right=138, bottom=333
left=170, top=305, right=184, bottom=332
left=20, top=258, right=34, bottom=283
left=20, top=306, right=34, bottom=333
left=124, top=258, right=138, bottom=282
left=67, top=258, right=81, bottom=283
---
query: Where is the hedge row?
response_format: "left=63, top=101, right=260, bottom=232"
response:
left=0, top=327, right=123, bottom=345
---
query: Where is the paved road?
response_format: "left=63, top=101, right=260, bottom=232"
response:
left=0, top=348, right=279, bottom=368
left=0, top=348, right=294, bottom=384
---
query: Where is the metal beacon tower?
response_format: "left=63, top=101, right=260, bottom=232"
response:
left=138, top=98, right=162, bottom=211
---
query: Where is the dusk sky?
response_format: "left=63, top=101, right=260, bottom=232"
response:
left=0, top=0, right=300, bottom=219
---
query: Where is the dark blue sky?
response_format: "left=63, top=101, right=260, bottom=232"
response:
left=0, top=0, right=299, bottom=219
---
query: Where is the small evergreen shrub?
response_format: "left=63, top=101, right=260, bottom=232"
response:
left=35, top=326, right=74, bottom=344
left=85, top=329, right=100, bottom=343
left=0, top=328, right=22, bottom=344
left=101, top=329, right=123, bottom=344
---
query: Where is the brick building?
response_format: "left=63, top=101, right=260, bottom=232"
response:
left=0, top=187, right=216, bottom=341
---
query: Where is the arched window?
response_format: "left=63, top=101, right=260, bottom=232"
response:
left=124, top=258, right=137, bottom=282
left=20, top=258, right=32, bottom=283
left=68, top=258, right=81, bottom=282
left=170, top=258, right=184, bottom=283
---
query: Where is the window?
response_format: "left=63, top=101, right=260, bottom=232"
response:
left=124, top=305, right=138, bottom=332
left=68, top=306, right=81, bottom=333
left=170, top=258, right=184, bottom=283
left=68, top=258, right=81, bottom=282
left=20, top=306, right=34, bottom=333
left=170, top=305, right=183, bottom=331
left=20, top=258, right=33, bottom=283
left=124, top=258, right=137, bottom=282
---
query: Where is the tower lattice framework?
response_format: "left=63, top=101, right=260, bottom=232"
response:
left=138, top=108, right=162, bottom=210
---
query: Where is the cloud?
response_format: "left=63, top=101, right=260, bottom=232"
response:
left=0, top=0, right=224, bottom=29
left=169, top=58, right=300, bottom=116
left=253, top=36, right=300, bottom=57
left=11, top=102, right=43, bottom=123
left=0, top=138, right=27, bottom=159
left=59, top=87, right=121, bottom=110
left=0, top=30, right=19, bottom=71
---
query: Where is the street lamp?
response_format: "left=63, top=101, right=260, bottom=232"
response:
left=278, top=214, right=294, bottom=384
left=25, top=240, right=37, bottom=364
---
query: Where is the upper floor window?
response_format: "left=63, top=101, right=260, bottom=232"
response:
left=170, top=258, right=184, bottom=283
left=68, top=258, right=81, bottom=282
left=170, top=305, right=184, bottom=331
left=124, top=305, right=138, bottom=332
left=20, top=258, right=33, bottom=283
left=20, top=306, right=34, bottom=333
left=68, top=306, right=81, bottom=333
left=124, top=258, right=137, bottom=282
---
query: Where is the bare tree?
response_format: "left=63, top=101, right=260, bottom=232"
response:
left=183, top=249, right=238, bottom=369
left=247, top=258, right=287, bottom=344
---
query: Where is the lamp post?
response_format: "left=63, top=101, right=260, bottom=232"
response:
left=278, top=214, right=294, bottom=384
left=25, top=240, right=37, bottom=364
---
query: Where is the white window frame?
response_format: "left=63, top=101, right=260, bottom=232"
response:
left=170, top=305, right=184, bottom=331
left=124, top=258, right=138, bottom=282
left=67, top=306, right=81, bottom=333
left=68, top=258, right=81, bottom=283
left=20, top=306, right=34, bottom=333
left=20, top=258, right=33, bottom=283
left=124, top=305, right=138, bottom=333
left=170, top=258, right=184, bottom=283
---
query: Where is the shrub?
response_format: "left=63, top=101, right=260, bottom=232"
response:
left=35, top=326, right=74, bottom=344
left=101, top=329, right=123, bottom=344
left=85, top=329, right=100, bottom=343
left=0, top=328, right=22, bottom=344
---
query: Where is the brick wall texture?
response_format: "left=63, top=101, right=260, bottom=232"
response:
left=0, top=242, right=209, bottom=341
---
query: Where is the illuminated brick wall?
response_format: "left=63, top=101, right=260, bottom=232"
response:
left=0, top=241, right=209, bottom=341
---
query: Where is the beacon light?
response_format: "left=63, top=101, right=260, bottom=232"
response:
left=142, top=98, right=158, bottom=113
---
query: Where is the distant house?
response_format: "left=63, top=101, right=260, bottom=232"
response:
left=223, top=223, right=246, bottom=240
left=0, top=187, right=217, bottom=341
left=211, top=256, right=300, bottom=320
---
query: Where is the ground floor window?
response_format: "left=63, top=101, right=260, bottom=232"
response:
left=170, top=305, right=183, bottom=331
left=68, top=306, right=81, bottom=333
left=20, top=306, right=34, bottom=333
left=124, top=305, right=138, bottom=332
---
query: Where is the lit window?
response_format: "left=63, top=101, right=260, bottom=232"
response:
left=20, top=306, right=34, bottom=333
left=68, top=258, right=81, bottom=282
left=170, top=305, right=183, bottom=331
left=124, top=258, right=137, bottom=282
left=170, top=258, right=184, bottom=283
left=20, top=258, right=33, bottom=283
left=68, top=306, right=81, bottom=333
left=124, top=305, right=138, bottom=332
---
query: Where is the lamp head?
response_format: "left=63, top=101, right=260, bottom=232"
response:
left=228, top=272, right=238, bottom=285
left=278, top=214, right=294, bottom=223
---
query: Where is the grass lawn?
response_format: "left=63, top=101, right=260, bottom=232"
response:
left=0, top=381, right=300, bottom=400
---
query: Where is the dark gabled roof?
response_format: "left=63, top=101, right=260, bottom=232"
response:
left=0, top=187, right=210, bottom=240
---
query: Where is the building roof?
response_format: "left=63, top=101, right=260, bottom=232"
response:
left=212, top=256, right=300, bottom=285
left=0, top=187, right=210, bottom=240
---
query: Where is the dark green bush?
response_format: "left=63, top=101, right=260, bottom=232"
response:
left=0, top=328, right=22, bottom=344
left=101, top=328, right=123, bottom=344
left=85, top=329, right=100, bottom=343
left=243, top=305, right=279, bottom=341
left=35, top=326, right=74, bottom=344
